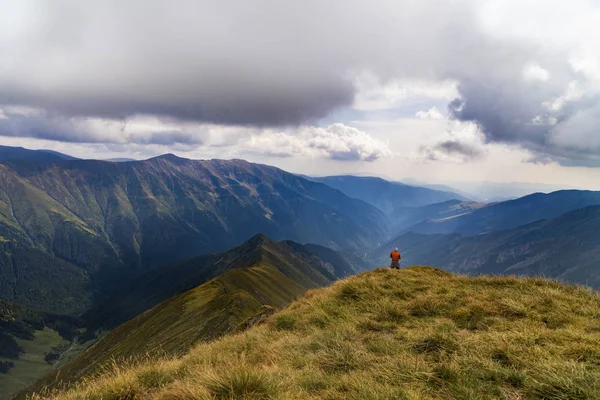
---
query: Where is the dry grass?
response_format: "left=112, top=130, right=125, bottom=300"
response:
left=31, top=267, right=600, bottom=399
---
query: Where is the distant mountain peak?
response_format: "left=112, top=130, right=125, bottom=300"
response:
left=245, top=233, right=272, bottom=246
left=148, top=153, right=190, bottom=163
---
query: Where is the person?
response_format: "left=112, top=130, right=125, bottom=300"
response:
left=390, top=247, right=401, bottom=269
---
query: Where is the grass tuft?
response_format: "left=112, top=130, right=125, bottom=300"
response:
left=206, top=368, right=279, bottom=400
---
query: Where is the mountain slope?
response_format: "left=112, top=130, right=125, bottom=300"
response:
left=309, top=175, right=468, bottom=213
left=377, top=205, right=600, bottom=288
left=0, top=155, right=386, bottom=314
left=404, top=190, right=600, bottom=235
left=24, top=235, right=353, bottom=395
left=33, top=267, right=600, bottom=400
left=84, top=234, right=358, bottom=331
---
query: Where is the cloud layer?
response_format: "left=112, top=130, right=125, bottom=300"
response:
left=0, top=0, right=599, bottom=165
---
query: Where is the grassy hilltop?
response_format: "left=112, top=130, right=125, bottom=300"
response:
left=33, top=267, right=600, bottom=400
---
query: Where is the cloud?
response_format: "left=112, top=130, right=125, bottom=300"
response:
left=523, top=63, right=550, bottom=83
left=435, top=140, right=483, bottom=159
left=353, top=73, right=458, bottom=112
left=416, top=107, right=444, bottom=120
left=241, top=123, right=391, bottom=161
left=415, top=119, right=487, bottom=163
left=419, top=137, right=485, bottom=163
left=0, top=109, right=207, bottom=145
left=0, top=0, right=546, bottom=128
left=0, top=0, right=599, bottom=166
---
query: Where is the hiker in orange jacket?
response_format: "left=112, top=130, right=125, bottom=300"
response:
left=390, top=247, right=401, bottom=269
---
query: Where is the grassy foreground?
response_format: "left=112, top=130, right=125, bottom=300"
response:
left=32, top=267, right=600, bottom=399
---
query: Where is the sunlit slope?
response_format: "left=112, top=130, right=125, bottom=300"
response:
left=35, top=267, right=600, bottom=399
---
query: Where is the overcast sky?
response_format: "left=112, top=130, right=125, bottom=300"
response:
left=1, top=0, right=600, bottom=189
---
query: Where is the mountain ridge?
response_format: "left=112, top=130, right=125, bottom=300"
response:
left=22, top=235, right=354, bottom=396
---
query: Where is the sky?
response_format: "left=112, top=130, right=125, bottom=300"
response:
left=1, top=0, right=600, bottom=189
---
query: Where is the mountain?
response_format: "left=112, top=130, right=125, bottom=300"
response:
left=376, top=205, right=600, bottom=288
left=0, top=301, right=79, bottom=399
left=308, top=175, right=468, bottom=214
left=84, top=234, right=360, bottom=331
left=31, top=267, right=600, bottom=400
left=0, top=154, right=386, bottom=315
left=23, top=235, right=355, bottom=395
left=0, top=146, right=78, bottom=162
left=405, top=190, right=600, bottom=235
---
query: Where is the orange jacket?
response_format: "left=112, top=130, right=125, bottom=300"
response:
left=390, top=250, right=401, bottom=261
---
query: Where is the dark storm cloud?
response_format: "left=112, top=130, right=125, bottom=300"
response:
left=0, top=111, right=204, bottom=145
left=420, top=139, right=484, bottom=162
left=436, top=140, right=483, bottom=159
left=0, top=0, right=490, bottom=128
left=0, top=112, right=93, bottom=143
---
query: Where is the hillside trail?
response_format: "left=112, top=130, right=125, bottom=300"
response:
left=53, top=340, right=77, bottom=370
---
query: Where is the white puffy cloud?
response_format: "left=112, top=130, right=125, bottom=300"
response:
left=523, top=63, right=550, bottom=82
left=416, top=107, right=445, bottom=120
left=416, top=120, right=487, bottom=163
left=241, top=123, right=392, bottom=162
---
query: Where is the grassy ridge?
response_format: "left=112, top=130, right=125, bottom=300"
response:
left=22, top=236, right=348, bottom=397
left=33, top=267, right=600, bottom=399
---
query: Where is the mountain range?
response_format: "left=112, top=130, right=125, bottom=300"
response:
left=402, top=190, right=600, bottom=235
left=308, top=175, right=468, bottom=213
left=0, top=153, right=386, bottom=315
left=376, top=205, right=600, bottom=288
